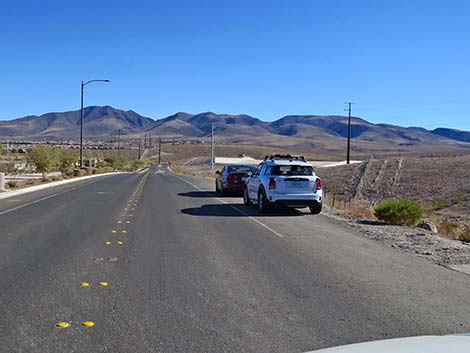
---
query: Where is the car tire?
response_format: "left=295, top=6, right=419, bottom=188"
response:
left=258, top=190, right=270, bottom=213
left=243, top=188, right=252, bottom=205
left=309, top=204, right=322, bottom=214
left=215, top=181, right=220, bottom=194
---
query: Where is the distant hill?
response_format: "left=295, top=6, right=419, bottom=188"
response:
left=0, top=106, right=155, bottom=139
left=1, top=105, right=469, bottom=156
left=431, top=128, right=470, bottom=143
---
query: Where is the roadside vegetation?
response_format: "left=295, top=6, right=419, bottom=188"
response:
left=374, top=199, right=423, bottom=226
left=1, top=144, right=150, bottom=190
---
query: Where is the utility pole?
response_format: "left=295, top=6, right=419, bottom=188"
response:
left=149, top=133, right=152, bottom=149
left=158, top=136, right=162, bottom=165
left=345, top=102, right=354, bottom=164
left=138, top=139, right=142, bottom=160
left=144, top=133, right=147, bottom=149
left=117, top=130, right=121, bottom=159
left=210, top=123, right=215, bottom=169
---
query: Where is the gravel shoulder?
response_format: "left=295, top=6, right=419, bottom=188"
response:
left=323, top=206, right=470, bottom=269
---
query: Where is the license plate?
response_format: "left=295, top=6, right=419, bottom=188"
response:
left=289, top=182, right=303, bottom=188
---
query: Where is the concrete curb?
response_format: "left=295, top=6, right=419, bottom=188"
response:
left=0, top=172, right=124, bottom=200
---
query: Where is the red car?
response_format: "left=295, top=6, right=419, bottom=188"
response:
left=215, top=164, right=256, bottom=195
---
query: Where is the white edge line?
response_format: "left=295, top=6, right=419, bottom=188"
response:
left=175, top=175, right=284, bottom=238
left=0, top=176, right=116, bottom=216
left=0, top=172, right=124, bottom=200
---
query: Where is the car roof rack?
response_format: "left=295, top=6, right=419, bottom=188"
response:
left=264, top=154, right=307, bottom=162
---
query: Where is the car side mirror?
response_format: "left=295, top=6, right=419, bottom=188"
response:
left=215, top=170, right=220, bottom=174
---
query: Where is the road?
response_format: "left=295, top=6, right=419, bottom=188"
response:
left=0, top=165, right=469, bottom=353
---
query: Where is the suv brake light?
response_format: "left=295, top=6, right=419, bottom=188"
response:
left=268, top=177, right=276, bottom=189
left=315, top=178, right=322, bottom=191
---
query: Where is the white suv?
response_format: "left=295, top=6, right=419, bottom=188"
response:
left=243, top=155, right=323, bottom=214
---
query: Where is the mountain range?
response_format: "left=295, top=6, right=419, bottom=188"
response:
left=1, top=106, right=469, bottom=156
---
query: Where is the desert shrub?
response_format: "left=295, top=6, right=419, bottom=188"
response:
left=374, top=198, right=423, bottom=226
left=458, top=224, right=470, bottom=242
left=438, top=218, right=459, bottom=236
left=432, top=197, right=448, bottom=210
left=58, top=149, right=79, bottom=177
left=104, top=156, right=128, bottom=170
left=73, top=168, right=87, bottom=177
left=7, top=181, right=17, bottom=188
left=452, top=193, right=465, bottom=205
left=130, top=160, right=148, bottom=172
left=346, top=201, right=376, bottom=220
left=100, top=166, right=115, bottom=173
left=85, top=167, right=95, bottom=175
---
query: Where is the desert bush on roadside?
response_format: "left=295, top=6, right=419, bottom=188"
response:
left=130, top=160, right=148, bottom=172
left=7, top=181, right=17, bottom=188
left=452, top=193, right=465, bottom=205
left=438, top=218, right=459, bottom=236
left=346, top=201, right=376, bottom=220
left=58, top=149, right=78, bottom=177
left=374, top=199, right=423, bottom=226
left=73, top=168, right=87, bottom=177
left=458, top=224, right=470, bottom=242
left=26, top=145, right=60, bottom=180
left=432, top=197, right=448, bottom=210
left=104, top=156, right=128, bottom=170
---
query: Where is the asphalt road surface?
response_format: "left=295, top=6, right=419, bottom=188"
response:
left=1, top=165, right=469, bottom=353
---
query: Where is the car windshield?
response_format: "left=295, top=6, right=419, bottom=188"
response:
left=271, top=165, right=313, bottom=176
left=228, top=165, right=255, bottom=173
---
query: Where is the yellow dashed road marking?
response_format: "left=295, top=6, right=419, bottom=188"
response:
left=56, top=322, right=70, bottom=328
left=81, top=321, right=95, bottom=327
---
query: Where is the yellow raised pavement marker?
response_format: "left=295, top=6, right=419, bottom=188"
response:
left=121, top=230, right=127, bottom=234
left=98, top=281, right=108, bottom=287
left=56, top=322, right=70, bottom=328
left=117, top=221, right=122, bottom=224
left=105, top=241, right=112, bottom=245
left=81, top=321, right=95, bottom=327
left=80, top=282, right=90, bottom=287
left=117, top=241, right=124, bottom=245
left=112, top=230, right=117, bottom=233
left=126, top=221, right=131, bottom=224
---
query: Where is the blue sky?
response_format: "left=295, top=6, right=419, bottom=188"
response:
left=1, top=0, right=469, bottom=130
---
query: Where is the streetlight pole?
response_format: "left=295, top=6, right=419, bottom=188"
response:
left=80, top=79, right=110, bottom=167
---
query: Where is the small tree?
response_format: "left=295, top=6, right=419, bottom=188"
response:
left=374, top=198, right=423, bottom=226
left=104, top=155, right=127, bottom=170
left=58, top=149, right=79, bottom=177
left=26, top=145, right=59, bottom=180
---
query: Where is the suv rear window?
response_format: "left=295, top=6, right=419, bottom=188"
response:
left=270, top=165, right=313, bottom=176
left=228, top=165, right=255, bottom=173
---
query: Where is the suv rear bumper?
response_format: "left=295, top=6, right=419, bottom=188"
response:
left=274, top=199, right=322, bottom=208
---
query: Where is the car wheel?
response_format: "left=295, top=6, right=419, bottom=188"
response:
left=258, top=190, right=269, bottom=213
left=309, top=204, right=322, bottom=214
left=215, top=181, right=220, bottom=193
left=243, top=188, right=252, bottom=205
left=220, top=184, right=227, bottom=196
